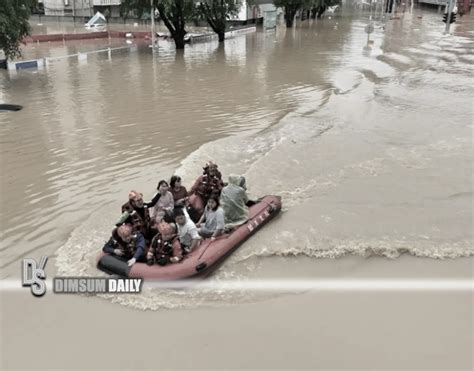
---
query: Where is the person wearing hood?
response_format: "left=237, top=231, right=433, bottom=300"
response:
left=220, top=175, right=249, bottom=229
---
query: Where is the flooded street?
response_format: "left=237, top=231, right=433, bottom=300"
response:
left=1, top=5, right=473, bottom=369
left=2, top=7, right=472, bottom=279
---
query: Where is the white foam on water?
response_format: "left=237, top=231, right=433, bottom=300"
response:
left=233, top=235, right=474, bottom=262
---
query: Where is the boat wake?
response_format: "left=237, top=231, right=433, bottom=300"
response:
left=55, top=52, right=474, bottom=309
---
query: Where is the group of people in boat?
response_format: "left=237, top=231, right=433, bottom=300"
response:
left=102, top=162, right=250, bottom=267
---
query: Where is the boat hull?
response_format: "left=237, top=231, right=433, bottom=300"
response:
left=97, top=195, right=281, bottom=279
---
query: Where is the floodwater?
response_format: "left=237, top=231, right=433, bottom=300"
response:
left=1, top=7, right=473, bottom=310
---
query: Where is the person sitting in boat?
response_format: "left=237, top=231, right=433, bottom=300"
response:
left=146, top=221, right=183, bottom=265
left=119, top=190, right=151, bottom=238
left=196, top=196, right=225, bottom=240
left=102, top=224, right=146, bottom=267
left=149, top=180, right=175, bottom=223
left=169, top=175, right=189, bottom=207
left=174, top=207, right=201, bottom=253
left=220, top=175, right=249, bottom=230
left=188, top=161, right=224, bottom=215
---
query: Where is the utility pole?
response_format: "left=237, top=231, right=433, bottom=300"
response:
left=380, top=0, right=386, bottom=22
left=444, top=0, right=455, bottom=34
left=365, top=15, right=374, bottom=45
left=150, top=0, right=156, bottom=50
left=385, top=0, right=394, bottom=14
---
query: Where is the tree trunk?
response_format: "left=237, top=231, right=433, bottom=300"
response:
left=285, top=8, right=296, bottom=28
left=317, top=6, right=326, bottom=19
left=311, top=8, right=317, bottom=19
left=205, top=15, right=225, bottom=43
left=174, top=34, right=185, bottom=49
left=157, top=4, right=187, bottom=50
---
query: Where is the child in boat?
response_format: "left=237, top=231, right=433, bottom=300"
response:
left=149, top=180, right=174, bottom=223
left=196, top=196, right=225, bottom=240
left=169, top=175, right=189, bottom=206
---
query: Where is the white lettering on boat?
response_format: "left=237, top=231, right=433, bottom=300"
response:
left=247, top=207, right=272, bottom=232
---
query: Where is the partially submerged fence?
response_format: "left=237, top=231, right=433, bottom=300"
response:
left=189, top=25, right=256, bottom=44
left=7, top=45, right=135, bottom=71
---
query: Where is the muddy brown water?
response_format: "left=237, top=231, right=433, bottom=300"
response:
left=1, top=7, right=472, bottom=301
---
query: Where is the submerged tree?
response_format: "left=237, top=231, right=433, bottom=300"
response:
left=310, top=0, right=339, bottom=19
left=272, top=0, right=338, bottom=27
left=273, top=0, right=305, bottom=28
left=157, top=0, right=195, bottom=49
left=197, top=0, right=241, bottom=42
left=121, top=0, right=194, bottom=49
left=0, top=0, right=33, bottom=60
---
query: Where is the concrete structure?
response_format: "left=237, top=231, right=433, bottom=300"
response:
left=231, top=0, right=261, bottom=22
left=229, top=2, right=281, bottom=25
left=43, top=0, right=121, bottom=18
left=6, top=45, right=134, bottom=72
left=7, top=59, right=45, bottom=71
left=417, top=0, right=471, bottom=12
left=417, top=0, right=448, bottom=5
left=42, top=0, right=279, bottom=22
left=189, top=25, right=257, bottom=43
left=456, top=0, right=471, bottom=13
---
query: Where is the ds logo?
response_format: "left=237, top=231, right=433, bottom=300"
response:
left=22, top=256, right=48, bottom=297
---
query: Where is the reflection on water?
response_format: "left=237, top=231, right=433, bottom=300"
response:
left=1, top=7, right=473, bottom=295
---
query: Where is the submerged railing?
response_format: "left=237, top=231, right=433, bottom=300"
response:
left=7, top=45, right=135, bottom=71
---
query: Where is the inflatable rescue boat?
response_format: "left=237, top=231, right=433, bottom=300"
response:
left=97, top=195, right=281, bottom=279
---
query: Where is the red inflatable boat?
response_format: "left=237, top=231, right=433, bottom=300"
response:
left=97, top=195, right=281, bottom=279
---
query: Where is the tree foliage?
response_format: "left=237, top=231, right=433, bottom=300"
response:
left=121, top=0, right=194, bottom=49
left=0, top=0, right=32, bottom=60
left=197, top=0, right=241, bottom=42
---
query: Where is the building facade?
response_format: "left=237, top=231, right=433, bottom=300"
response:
left=42, top=0, right=121, bottom=18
